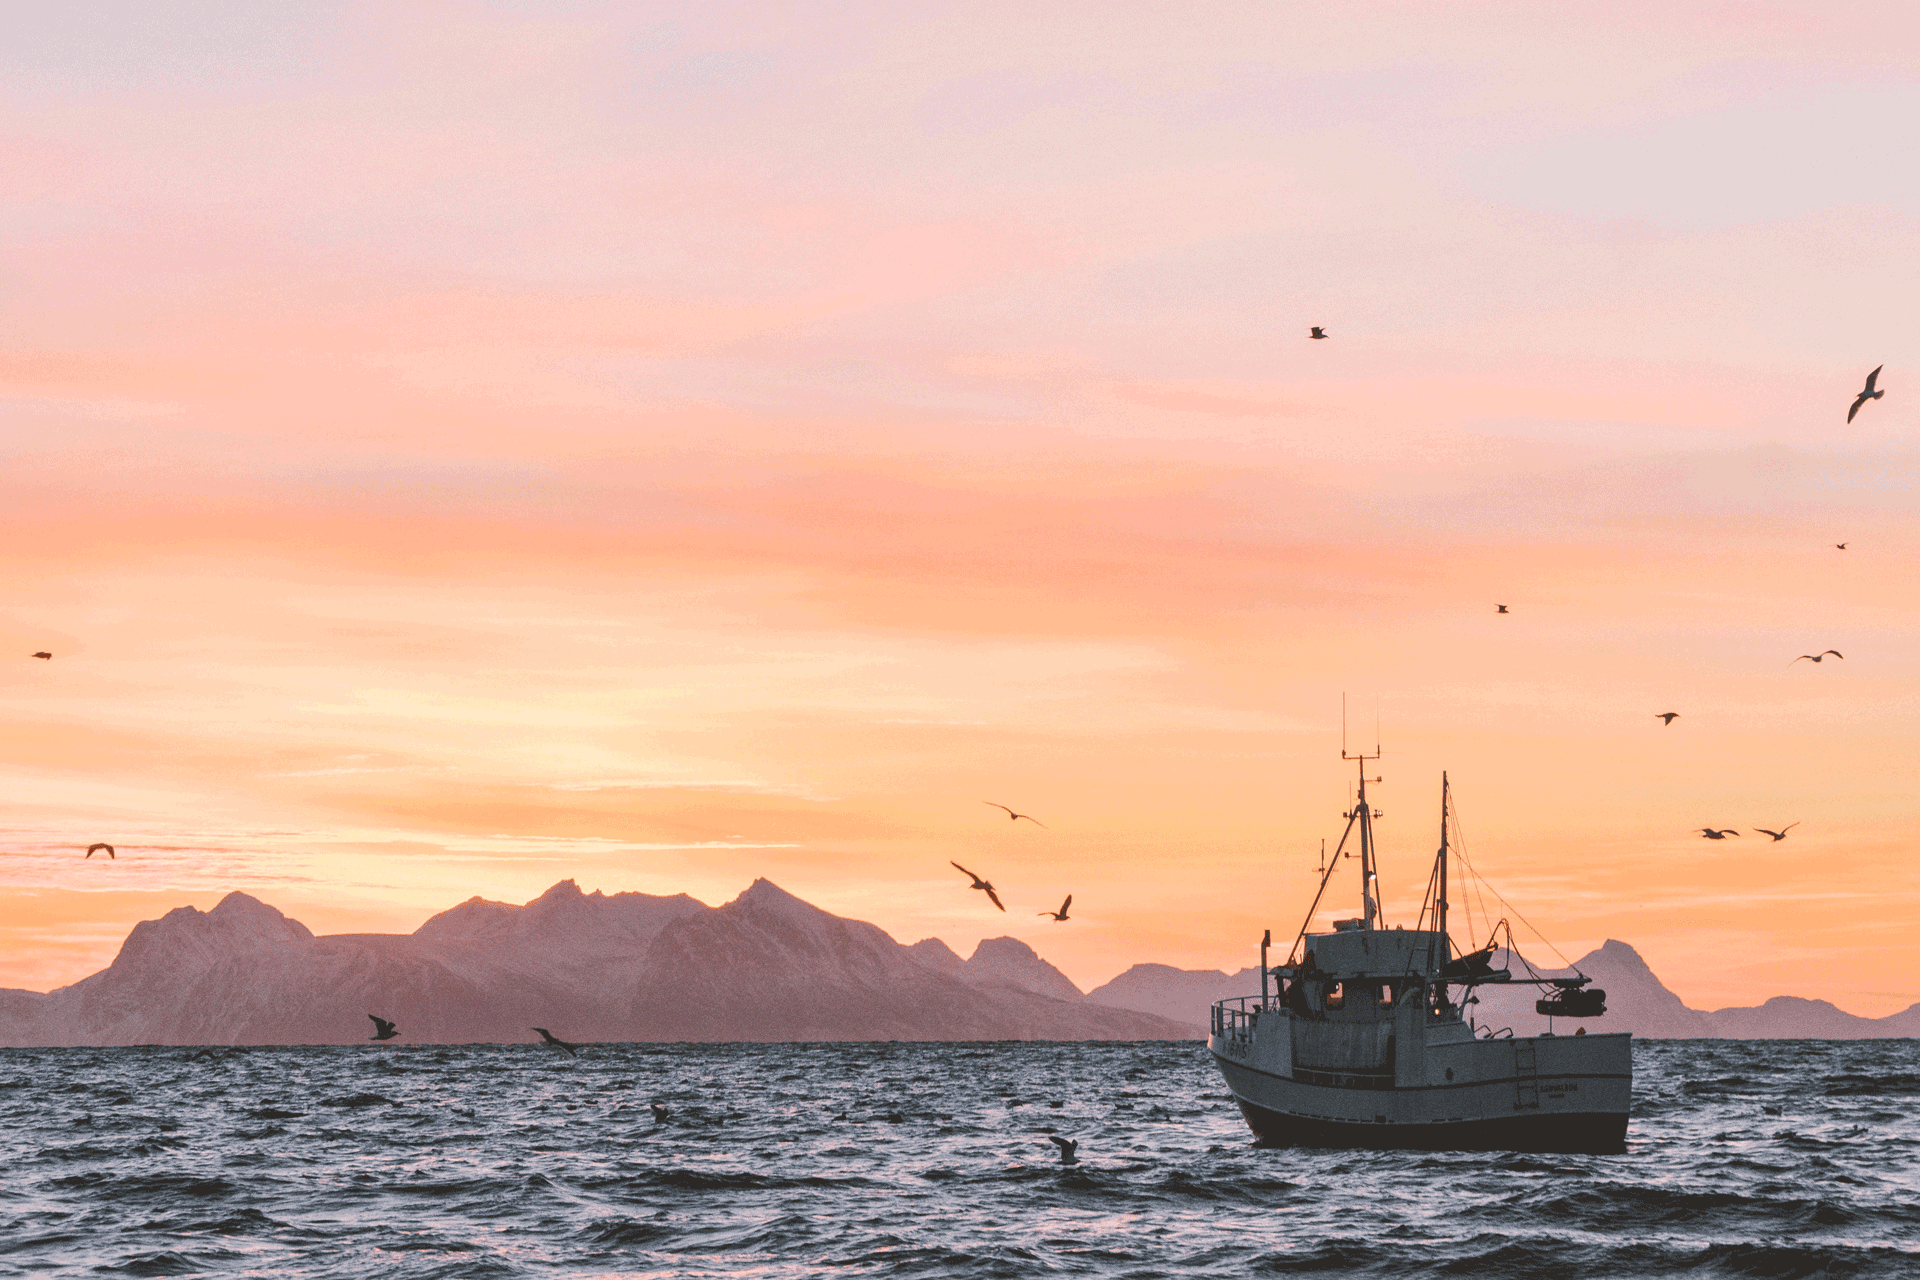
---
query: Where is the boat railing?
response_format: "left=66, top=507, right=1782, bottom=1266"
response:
left=1210, top=994, right=1271, bottom=1040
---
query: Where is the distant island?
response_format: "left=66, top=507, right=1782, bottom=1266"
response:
left=1, top=879, right=1914, bottom=1045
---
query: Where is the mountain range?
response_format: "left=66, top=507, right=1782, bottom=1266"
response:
left=0, top=879, right=1189, bottom=1046
left=1, top=880, right=1913, bottom=1045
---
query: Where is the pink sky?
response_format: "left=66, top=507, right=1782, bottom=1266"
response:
left=3, top=3, right=1918, bottom=1015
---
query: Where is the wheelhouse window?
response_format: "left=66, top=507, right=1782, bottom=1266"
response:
left=1326, top=981, right=1345, bottom=1010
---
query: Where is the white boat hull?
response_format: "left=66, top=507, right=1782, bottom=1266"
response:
left=1210, top=1022, right=1631, bottom=1154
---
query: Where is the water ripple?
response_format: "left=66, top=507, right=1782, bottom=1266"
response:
left=0, top=1041, right=1915, bottom=1276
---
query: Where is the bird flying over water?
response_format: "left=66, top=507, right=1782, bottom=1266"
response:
left=1697, top=829, right=1740, bottom=840
left=1848, top=366, right=1884, bottom=423
left=1039, top=895, right=1072, bottom=922
left=1753, top=823, right=1800, bottom=842
left=30, top=652, right=50, bottom=660
left=367, top=1015, right=398, bottom=1041
left=84, top=843, right=114, bottom=859
left=1790, top=650, right=1844, bottom=666
left=1047, top=1135, right=1080, bottom=1165
left=950, top=861, right=1006, bottom=911
left=1656, top=713, right=1679, bottom=725
left=1309, top=327, right=1328, bottom=340
left=532, top=1027, right=579, bottom=1056
left=650, top=1103, right=670, bottom=1123
left=984, top=802, right=1046, bottom=828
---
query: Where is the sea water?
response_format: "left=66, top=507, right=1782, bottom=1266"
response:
left=2, top=1039, right=1916, bottom=1277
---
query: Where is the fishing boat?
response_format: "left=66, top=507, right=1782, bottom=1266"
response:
left=1209, top=749, right=1631, bottom=1153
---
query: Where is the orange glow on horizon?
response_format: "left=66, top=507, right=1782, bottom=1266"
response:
left=2, top=3, right=1918, bottom=1020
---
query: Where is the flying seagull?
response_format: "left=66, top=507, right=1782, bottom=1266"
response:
left=84, top=843, right=114, bottom=859
left=1697, top=828, right=1740, bottom=840
left=30, top=652, right=50, bottom=660
left=1847, top=366, right=1884, bottom=423
left=984, top=802, right=1047, bottom=828
left=1046, top=1135, right=1080, bottom=1165
left=650, top=1103, right=670, bottom=1123
left=1656, top=713, right=1679, bottom=725
left=1790, top=650, right=1844, bottom=666
left=1753, top=823, right=1800, bottom=842
left=367, top=1015, right=398, bottom=1041
left=1496, top=604, right=1508, bottom=614
left=1038, top=895, right=1072, bottom=922
left=1835, top=543, right=1849, bottom=550
left=950, top=861, right=1006, bottom=912
left=532, top=1027, right=579, bottom=1056
left=1309, top=326, right=1328, bottom=340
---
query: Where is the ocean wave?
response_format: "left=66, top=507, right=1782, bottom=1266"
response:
left=1, top=1040, right=1915, bottom=1277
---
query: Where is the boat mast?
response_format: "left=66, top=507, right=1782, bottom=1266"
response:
left=1437, top=772, right=1450, bottom=950
left=1342, top=728, right=1381, bottom=931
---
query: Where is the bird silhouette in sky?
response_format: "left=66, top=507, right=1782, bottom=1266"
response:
left=1753, top=823, right=1800, bottom=842
left=532, top=1027, right=579, bottom=1056
left=1047, top=1135, right=1080, bottom=1165
left=1697, top=829, right=1740, bottom=840
left=1309, top=327, right=1328, bottom=340
left=30, top=652, right=50, bottom=660
left=85, top=843, right=114, bottom=859
left=1039, top=895, right=1072, bottom=922
left=1848, top=366, right=1884, bottom=423
left=1790, top=650, right=1844, bottom=666
left=1835, top=543, right=1849, bottom=550
left=984, top=802, right=1047, bottom=828
left=1496, top=604, right=1509, bottom=614
left=950, top=861, right=1005, bottom=911
left=367, top=1015, right=398, bottom=1041
left=1656, top=713, right=1679, bottom=725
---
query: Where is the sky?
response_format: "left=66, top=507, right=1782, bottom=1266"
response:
left=3, top=2, right=1919, bottom=1016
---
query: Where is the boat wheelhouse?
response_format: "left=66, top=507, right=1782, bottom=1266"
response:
left=1209, top=754, right=1631, bottom=1153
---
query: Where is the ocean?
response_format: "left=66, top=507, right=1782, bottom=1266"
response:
left=3, top=1039, right=1916, bottom=1277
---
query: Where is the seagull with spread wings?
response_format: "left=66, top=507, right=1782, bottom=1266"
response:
left=1848, top=366, right=1884, bottom=423
left=1038, top=895, right=1072, bottom=922
left=1790, top=650, right=1844, bottom=666
left=1656, top=713, right=1679, bottom=725
left=984, top=802, right=1046, bottom=828
left=1046, top=1135, right=1080, bottom=1165
left=1697, top=828, right=1740, bottom=840
left=367, top=1015, right=399, bottom=1041
left=1753, top=823, right=1800, bottom=842
left=85, top=843, right=114, bottom=859
left=950, top=861, right=1005, bottom=911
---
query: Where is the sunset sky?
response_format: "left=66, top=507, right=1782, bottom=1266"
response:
left=4, top=3, right=1918, bottom=1016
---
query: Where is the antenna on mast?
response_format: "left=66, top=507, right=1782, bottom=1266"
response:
left=1341, top=697, right=1383, bottom=930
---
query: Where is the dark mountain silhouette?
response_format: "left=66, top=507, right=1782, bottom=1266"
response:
left=960, top=936, right=1085, bottom=1002
left=1085, top=963, right=1265, bottom=1032
left=1467, top=941, right=1715, bottom=1038
left=2, top=885, right=1910, bottom=1044
left=0, top=879, right=1189, bottom=1046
